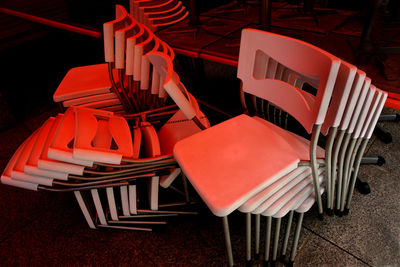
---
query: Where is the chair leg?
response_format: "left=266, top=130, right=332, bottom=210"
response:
left=289, top=213, right=304, bottom=265
left=331, top=130, right=345, bottom=211
left=181, top=172, right=190, bottom=203
left=281, top=210, right=294, bottom=260
left=346, top=140, right=369, bottom=212
left=246, top=213, right=252, bottom=265
left=336, top=134, right=351, bottom=216
left=263, top=216, right=272, bottom=266
left=222, top=216, right=234, bottom=267
left=255, top=214, right=261, bottom=260
left=272, top=217, right=282, bottom=263
left=325, top=127, right=337, bottom=214
left=340, top=138, right=357, bottom=212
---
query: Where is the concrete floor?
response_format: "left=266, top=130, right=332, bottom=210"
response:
left=0, top=1, right=399, bottom=266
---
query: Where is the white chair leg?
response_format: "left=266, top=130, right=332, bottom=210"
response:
left=272, top=217, right=282, bottom=262
left=336, top=134, right=351, bottom=215
left=181, top=172, right=190, bottom=203
left=255, top=214, right=261, bottom=259
left=106, top=187, right=118, bottom=221
left=74, top=191, right=96, bottom=229
left=91, top=189, right=107, bottom=225
left=325, top=127, right=337, bottom=215
left=345, top=139, right=368, bottom=212
left=281, top=210, right=294, bottom=259
left=263, top=216, right=272, bottom=265
left=222, top=216, right=234, bottom=267
left=246, top=213, right=252, bottom=264
left=290, top=213, right=304, bottom=265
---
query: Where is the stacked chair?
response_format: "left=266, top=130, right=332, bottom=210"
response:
left=53, top=5, right=130, bottom=113
left=1, top=5, right=209, bottom=231
left=53, top=4, right=184, bottom=114
left=130, top=0, right=189, bottom=32
left=173, top=28, right=388, bottom=266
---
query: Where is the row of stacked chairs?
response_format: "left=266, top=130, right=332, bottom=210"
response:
left=173, top=28, right=387, bottom=266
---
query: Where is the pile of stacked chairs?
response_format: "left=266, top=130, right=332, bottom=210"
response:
left=53, top=4, right=184, bottom=114
left=172, top=28, right=388, bottom=266
left=0, top=5, right=389, bottom=265
left=1, top=5, right=209, bottom=231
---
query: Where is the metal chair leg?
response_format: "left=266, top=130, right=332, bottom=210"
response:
left=255, top=214, right=261, bottom=259
left=246, top=213, right=252, bottom=264
left=281, top=211, right=294, bottom=259
left=263, top=216, right=272, bottom=266
left=289, top=213, right=304, bottom=264
left=222, top=216, right=234, bottom=267
left=272, top=217, right=282, bottom=262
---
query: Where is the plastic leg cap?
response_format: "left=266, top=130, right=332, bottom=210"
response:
left=343, top=208, right=350, bottom=216
left=326, top=209, right=334, bottom=216
left=334, top=209, right=342, bottom=216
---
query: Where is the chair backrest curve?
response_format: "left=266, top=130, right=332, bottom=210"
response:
left=237, top=28, right=341, bottom=133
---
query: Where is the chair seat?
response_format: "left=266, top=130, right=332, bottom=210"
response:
left=173, top=114, right=300, bottom=217
left=252, top=116, right=325, bottom=160
left=53, top=63, right=113, bottom=102
left=62, top=92, right=118, bottom=107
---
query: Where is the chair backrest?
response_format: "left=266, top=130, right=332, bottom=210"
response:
left=150, top=40, right=172, bottom=96
left=126, top=19, right=146, bottom=76
left=141, top=0, right=177, bottom=22
left=365, top=89, right=388, bottom=139
left=356, top=87, right=383, bottom=140
left=148, top=4, right=187, bottom=29
left=24, top=117, right=69, bottom=181
left=320, top=61, right=357, bottom=135
left=1, top=136, right=39, bottom=191
left=145, top=2, right=188, bottom=25
left=146, top=52, right=201, bottom=123
left=352, top=85, right=376, bottom=139
left=10, top=129, right=54, bottom=186
left=237, top=28, right=341, bottom=133
left=140, top=25, right=161, bottom=90
left=103, top=5, right=130, bottom=63
left=338, top=69, right=366, bottom=131
left=141, top=121, right=161, bottom=157
left=48, top=109, right=95, bottom=167
left=115, top=14, right=137, bottom=70
left=73, top=107, right=134, bottom=164
left=131, top=0, right=187, bottom=31
left=345, top=77, right=371, bottom=134
left=133, top=25, right=155, bottom=82
left=130, top=0, right=169, bottom=20
left=132, top=126, right=142, bottom=159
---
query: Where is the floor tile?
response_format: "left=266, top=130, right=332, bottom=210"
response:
left=308, top=165, right=400, bottom=266
left=0, top=192, right=158, bottom=266
left=294, top=231, right=369, bottom=266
